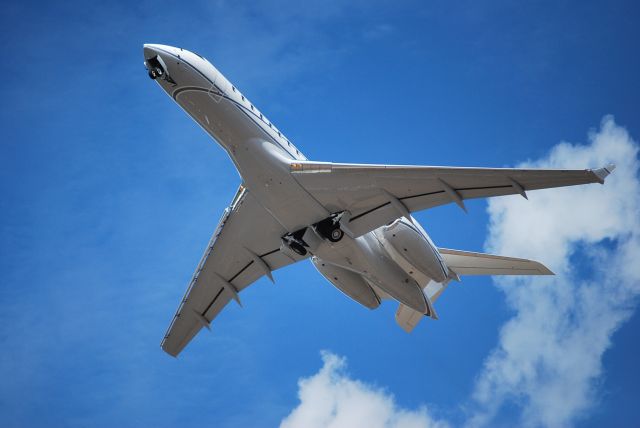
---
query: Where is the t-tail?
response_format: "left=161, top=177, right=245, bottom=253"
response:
left=395, top=249, right=553, bottom=332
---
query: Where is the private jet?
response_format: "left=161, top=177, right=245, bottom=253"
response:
left=143, top=44, right=614, bottom=357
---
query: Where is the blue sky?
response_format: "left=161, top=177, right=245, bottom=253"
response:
left=1, top=1, right=639, bottom=427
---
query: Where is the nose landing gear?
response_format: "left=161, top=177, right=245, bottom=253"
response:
left=145, top=55, right=165, bottom=80
left=148, top=68, right=161, bottom=80
left=144, top=55, right=177, bottom=85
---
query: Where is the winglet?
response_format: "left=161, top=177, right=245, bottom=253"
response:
left=592, top=163, right=616, bottom=184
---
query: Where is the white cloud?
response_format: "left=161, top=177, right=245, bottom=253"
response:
left=468, top=116, right=640, bottom=427
left=280, top=351, right=450, bottom=428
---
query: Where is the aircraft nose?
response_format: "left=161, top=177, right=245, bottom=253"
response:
left=143, top=43, right=160, bottom=60
left=142, top=43, right=210, bottom=87
left=143, top=43, right=181, bottom=59
left=143, top=44, right=177, bottom=83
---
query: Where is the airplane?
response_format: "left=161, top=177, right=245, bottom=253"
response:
left=143, top=44, right=615, bottom=357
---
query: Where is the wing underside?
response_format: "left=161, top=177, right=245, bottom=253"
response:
left=161, top=186, right=308, bottom=357
left=291, top=162, right=614, bottom=237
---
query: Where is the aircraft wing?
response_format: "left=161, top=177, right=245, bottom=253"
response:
left=291, top=161, right=615, bottom=237
left=161, top=186, right=307, bottom=357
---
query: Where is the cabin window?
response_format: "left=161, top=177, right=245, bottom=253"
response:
left=250, top=105, right=254, bottom=110
left=241, top=95, right=245, bottom=101
left=232, top=86, right=236, bottom=92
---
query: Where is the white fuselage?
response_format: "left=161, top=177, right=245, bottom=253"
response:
left=144, top=44, right=448, bottom=314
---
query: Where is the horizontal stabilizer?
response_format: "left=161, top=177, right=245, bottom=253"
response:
left=395, top=284, right=442, bottom=333
left=395, top=304, right=424, bottom=333
left=439, top=248, right=553, bottom=276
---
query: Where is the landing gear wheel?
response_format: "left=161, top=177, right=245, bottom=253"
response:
left=329, top=228, right=344, bottom=242
left=281, top=229, right=309, bottom=257
left=315, top=214, right=346, bottom=243
left=148, top=69, right=159, bottom=80
left=290, top=241, right=307, bottom=256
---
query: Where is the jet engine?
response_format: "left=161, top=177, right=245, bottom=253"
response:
left=311, top=257, right=380, bottom=309
left=378, top=218, right=448, bottom=283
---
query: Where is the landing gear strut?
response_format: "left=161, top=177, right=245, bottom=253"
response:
left=144, top=55, right=176, bottom=85
left=145, top=55, right=165, bottom=80
left=148, top=68, right=161, bottom=80
left=282, top=229, right=308, bottom=256
left=280, top=212, right=350, bottom=258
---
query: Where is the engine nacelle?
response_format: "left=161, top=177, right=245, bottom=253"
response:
left=379, top=219, right=448, bottom=283
left=311, top=257, right=380, bottom=309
